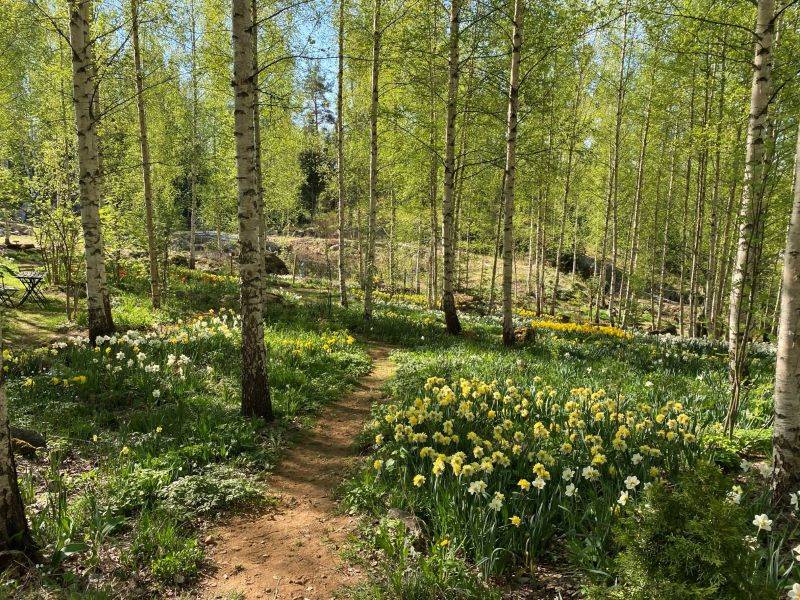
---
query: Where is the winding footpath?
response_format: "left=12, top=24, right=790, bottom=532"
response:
left=201, top=345, right=395, bottom=600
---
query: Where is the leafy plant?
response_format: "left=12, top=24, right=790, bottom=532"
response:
left=599, top=463, right=779, bottom=600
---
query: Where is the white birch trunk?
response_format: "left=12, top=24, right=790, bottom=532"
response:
left=337, top=0, right=348, bottom=307
left=69, top=0, right=114, bottom=341
left=232, top=0, right=271, bottom=420
left=772, top=128, right=800, bottom=502
left=501, top=0, right=523, bottom=346
left=727, top=0, right=775, bottom=430
left=363, top=0, right=381, bottom=320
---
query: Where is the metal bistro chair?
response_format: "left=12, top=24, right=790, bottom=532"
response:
left=0, top=274, right=18, bottom=308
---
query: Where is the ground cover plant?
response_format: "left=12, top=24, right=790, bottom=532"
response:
left=341, top=296, right=794, bottom=598
left=3, top=301, right=369, bottom=596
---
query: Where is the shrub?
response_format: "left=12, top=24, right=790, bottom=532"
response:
left=601, top=462, right=778, bottom=600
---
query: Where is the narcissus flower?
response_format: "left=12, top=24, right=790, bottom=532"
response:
left=489, top=492, right=504, bottom=511
left=510, top=515, right=521, bottom=527
left=413, top=474, right=426, bottom=487
left=752, top=513, right=772, bottom=532
left=468, top=480, right=487, bottom=495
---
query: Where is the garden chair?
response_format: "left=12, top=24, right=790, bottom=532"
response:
left=0, top=275, right=18, bottom=308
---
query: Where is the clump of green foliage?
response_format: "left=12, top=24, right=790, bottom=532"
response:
left=344, top=518, right=500, bottom=600
left=600, top=463, right=778, bottom=600
left=123, top=510, right=204, bottom=584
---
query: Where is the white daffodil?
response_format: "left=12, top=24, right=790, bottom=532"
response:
left=617, top=491, right=629, bottom=506
left=752, top=513, right=772, bottom=532
left=789, top=583, right=800, bottom=600
left=489, top=492, right=504, bottom=511
left=624, top=475, right=640, bottom=490
left=726, top=485, right=743, bottom=505
left=582, top=465, right=599, bottom=480
left=468, top=480, right=487, bottom=495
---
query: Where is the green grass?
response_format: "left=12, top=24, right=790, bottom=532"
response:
left=4, top=268, right=370, bottom=595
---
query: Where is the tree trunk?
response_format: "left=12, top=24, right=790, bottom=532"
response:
left=356, top=200, right=364, bottom=287
left=689, top=60, right=712, bottom=337
left=772, top=128, right=800, bottom=503
left=337, top=0, right=348, bottom=307
left=727, top=0, right=776, bottom=431
left=526, top=191, right=535, bottom=297
left=711, top=126, right=743, bottom=338
left=252, top=0, right=268, bottom=309
left=189, top=1, right=199, bottom=271
left=0, top=321, right=38, bottom=562
left=607, top=0, right=630, bottom=325
left=501, top=0, right=523, bottom=347
left=656, top=137, right=677, bottom=330
left=550, top=69, right=583, bottom=316
left=69, top=0, right=114, bottom=341
left=388, top=187, right=396, bottom=291
left=232, top=0, right=272, bottom=421
left=130, top=0, right=161, bottom=310
left=705, top=42, right=726, bottom=333
left=441, top=0, right=462, bottom=335
left=489, top=171, right=505, bottom=311
left=620, top=81, right=654, bottom=328
left=363, top=0, right=381, bottom=320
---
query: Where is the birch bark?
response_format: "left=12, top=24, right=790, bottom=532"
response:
left=232, top=0, right=272, bottom=420
left=69, top=0, right=114, bottom=341
left=501, top=0, right=523, bottom=346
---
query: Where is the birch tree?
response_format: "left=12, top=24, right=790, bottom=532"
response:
left=501, top=0, right=523, bottom=347
left=726, top=0, right=776, bottom=431
left=363, top=0, right=381, bottom=320
left=0, top=319, right=38, bottom=564
left=232, top=0, right=272, bottom=420
left=69, top=0, right=114, bottom=341
left=337, top=0, right=348, bottom=307
left=772, top=128, right=800, bottom=503
left=441, top=0, right=462, bottom=335
left=130, top=0, right=161, bottom=309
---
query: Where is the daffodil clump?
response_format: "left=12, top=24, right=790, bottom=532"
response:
left=369, top=289, right=430, bottom=309
left=366, top=374, right=703, bottom=574
left=272, top=330, right=356, bottom=359
left=516, top=312, right=633, bottom=340
left=9, top=310, right=241, bottom=412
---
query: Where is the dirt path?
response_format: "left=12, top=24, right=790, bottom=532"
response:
left=201, top=345, right=394, bottom=600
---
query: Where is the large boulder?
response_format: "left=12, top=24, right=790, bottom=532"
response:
left=264, top=252, right=289, bottom=275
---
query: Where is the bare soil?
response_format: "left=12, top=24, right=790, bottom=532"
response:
left=200, top=345, right=395, bottom=600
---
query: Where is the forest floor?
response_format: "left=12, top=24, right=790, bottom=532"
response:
left=200, top=344, right=396, bottom=600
